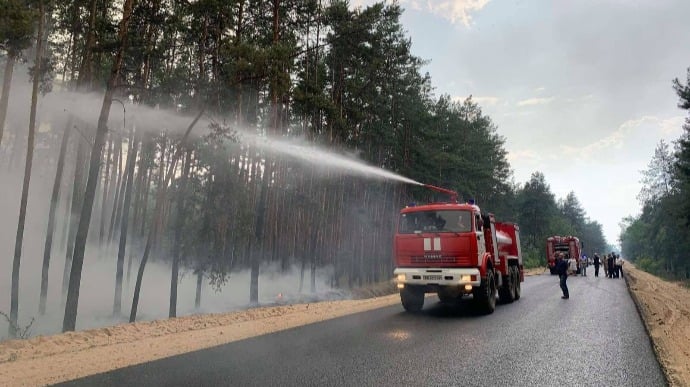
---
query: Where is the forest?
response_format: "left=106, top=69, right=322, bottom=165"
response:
left=620, top=68, right=690, bottom=281
left=0, top=0, right=608, bottom=339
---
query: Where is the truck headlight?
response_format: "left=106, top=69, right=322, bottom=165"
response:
left=397, top=274, right=406, bottom=282
left=461, top=275, right=471, bottom=282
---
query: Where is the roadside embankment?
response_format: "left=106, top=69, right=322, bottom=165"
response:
left=625, top=264, right=690, bottom=387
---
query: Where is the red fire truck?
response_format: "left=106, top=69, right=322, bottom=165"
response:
left=546, top=235, right=582, bottom=275
left=393, top=185, right=524, bottom=314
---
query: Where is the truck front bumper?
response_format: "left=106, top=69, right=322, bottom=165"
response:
left=393, top=267, right=481, bottom=288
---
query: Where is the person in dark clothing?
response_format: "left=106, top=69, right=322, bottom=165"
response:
left=615, top=254, right=623, bottom=278
left=612, top=253, right=620, bottom=278
left=592, top=254, right=600, bottom=277
left=607, top=254, right=615, bottom=278
left=556, top=253, right=569, bottom=299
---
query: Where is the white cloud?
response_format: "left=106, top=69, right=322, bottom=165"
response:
left=565, top=94, right=596, bottom=103
left=506, top=149, right=541, bottom=163
left=402, top=0, right=424, bottom=11
left=516, top=97, right=554, bottom=107
left=559, top=115, right=685, bottom=160
left=351, top=0, right=490, bottom=27
left=423, top=0, right=491, bottom=26
left=472, top=96, right=500, bottom=105
left=509, top=115, right=686, bottom=245
left=349, top=0, right=374, bottom=8
left=659, top=116, right=685, bottom=136
left=559, top=116, right=654, bottom=158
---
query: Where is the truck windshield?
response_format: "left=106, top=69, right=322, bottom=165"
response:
left=398, top=210, right=472, bottom=234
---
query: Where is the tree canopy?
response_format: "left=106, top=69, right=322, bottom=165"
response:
left=620, top=68, right=690, bottom=280
left=0, top=0, right=610, bottom=335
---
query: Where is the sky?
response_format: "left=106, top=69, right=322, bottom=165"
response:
left=353, top=0, right=690, bottom=246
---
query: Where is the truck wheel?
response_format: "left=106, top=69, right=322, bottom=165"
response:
left=498, top=268, right=515, bottom=304
left=400, top=286, right=424, bottom=312
left=514, top=267, right=522, bottom=300
left=473, top=270, right=496, bottom=314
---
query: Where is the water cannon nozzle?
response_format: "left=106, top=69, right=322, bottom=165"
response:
left=423, top=184, right=458, bottom=203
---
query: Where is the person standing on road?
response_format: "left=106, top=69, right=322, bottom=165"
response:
left=615, top=254, right=624, bottom=278
left=580, top=255, right=588, bottom=276
left=612, top=253, right=620, bottom=278
left=568, top=254, right=577, bottom=276
left=593, top=253, right=601, bottom=277
left=602, top=253, right=609, bottom=277
left=556, top=253, right=569, bottom=299
left=607, top=254, right=616, bottom=278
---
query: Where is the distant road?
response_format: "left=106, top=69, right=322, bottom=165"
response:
left=59, top=273, right=666, bottom=387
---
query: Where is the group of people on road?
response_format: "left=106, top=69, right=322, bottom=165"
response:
left=597, top=252, right=624, bottom=278
left=556, top=252, right=625, bottom=299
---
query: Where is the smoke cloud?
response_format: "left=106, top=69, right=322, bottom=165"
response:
left=0, top=67, right=348, bottom=339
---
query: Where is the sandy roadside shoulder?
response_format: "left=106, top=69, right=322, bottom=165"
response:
left=0, top=295, right=401, bottom=386
left=625, top=264, right=690, bottom=387
left=0, top=268, right=546, bottom=386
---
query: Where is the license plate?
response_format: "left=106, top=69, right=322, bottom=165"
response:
left=423, top=275, right=442, bottom=281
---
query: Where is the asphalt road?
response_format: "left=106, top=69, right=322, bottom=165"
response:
left=58, top=271, right=666, bottom=387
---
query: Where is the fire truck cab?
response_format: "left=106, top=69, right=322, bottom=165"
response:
left=393, top=188, right=523, bottom=314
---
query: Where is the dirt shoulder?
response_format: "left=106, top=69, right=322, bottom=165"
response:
left=625, top=264, right=690, bottom=387
left=0, top=267, right=667, bottom=386
left=0, top=294, right=403, bottom=386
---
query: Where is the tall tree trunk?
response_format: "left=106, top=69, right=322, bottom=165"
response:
left=141, top=0, right=162, bottom=101
left=298, top=256, right=305, bottom=293
left=39, top=117, right=72, bottom=315
left=77, top=0, right=98, bottom=89
left=139, top=167, right=152, bottom=235
left=153, top=137, right=166, bottom=251
left=195, top=270, right=202, bottom=309
left=130, top=109, right=203, bottom=323
left=310, top=228, right=317, bottom=294
left=63, top=0, right=135, bottom=333
left=113, top=135, right=138, bottom=315
left=62, top=139, right=86, bottom=299
left=170, top=149, right=191, bottom=318
left=98, top=137, right=114, bottom=246
left=126, top=240, right=135, bottom=287
left=58, top=162, right=74, bottom=253
left=67, top=1, right=81, bottom=85
left=106, top=139, right=123, bottom=245
left=0, top=53, right=16, bottom=146
left=108, top=147, right=128, bottom=246
left=250, top=162, right=270, bottom=306
left=7, top=119, right=26, bottom=171
left=9, top=0, right=45, bottom=338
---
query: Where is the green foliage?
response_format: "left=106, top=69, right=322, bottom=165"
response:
left=559, top=192, right=585, bottom=232
left=636, top=256, right=663, bottom=275
left=672, top=68, right=690, bottom=225
left=3, top=0, right=614, bottom=295
left=0, top=0, right=37, bottom=56
left=522, top=246, right=543, bottom=269
left=638, top=140, right=675, bottom=205
left=516, top=172, right=558, bottom=247
left=620, top=69, right=690, bottom=280
left=513, top=172, right=608, bottom=265
left=673, top=68, right=690, bottom=110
